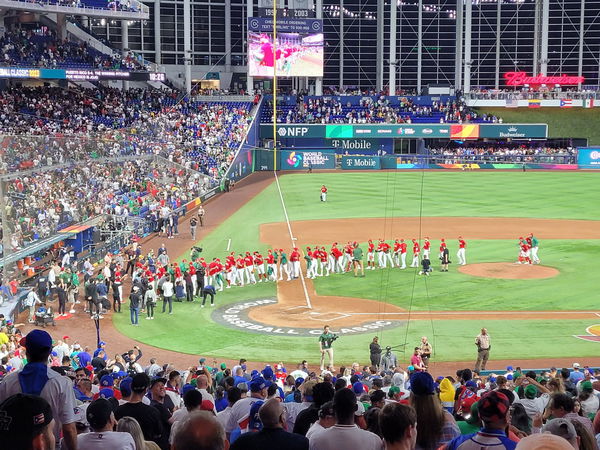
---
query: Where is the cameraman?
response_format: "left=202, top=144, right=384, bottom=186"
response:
left=319, top=325, right=337, bottom=371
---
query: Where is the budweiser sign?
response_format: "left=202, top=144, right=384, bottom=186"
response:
left=504, top=72, right=585, bottom=87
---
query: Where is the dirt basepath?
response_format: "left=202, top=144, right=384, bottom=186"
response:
left=261, top=217, right=600, bottom=250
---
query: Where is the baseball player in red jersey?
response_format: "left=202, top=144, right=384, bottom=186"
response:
left=235, top=254, right=246, bottom=286
left=517, top=238, right=532, bottom=264
left=376, top=239, right=385, bottom=268
left=320, top=185, right=328, bottom=202
left=331, top=243, right=344, bottom=273
left=399, top=239, right=407, bottom=269
left=244, top=252, right=257, bottom=284
left=457, top=236, right=467, bottom=265
left=367, top=239, right=375, bottom=270
left=393, top=239, right=401, bottom=267
left=305, top=247, right=315, bottom=279
left=411, top=239, right=421, bottom=268
left=290, top=247, right=301, bottom=278
left=266, top=249, right=277, bottom=281
left=343, top=242, right=353, bottom=272
left=224, top=256, right=234, bottom=288
left=253, top=252, right=265, bottom=282
left=439, top=238, right=447, bottom=259
left=319, top=246, right=328, bottom=276
left=380, top=241, right=393, bottom=268
left=423, top=237, right=431, bottom=259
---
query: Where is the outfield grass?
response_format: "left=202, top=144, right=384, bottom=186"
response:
left=475, top=107, right=600, bottom=144
left=114, top=171, right=600, bottom=363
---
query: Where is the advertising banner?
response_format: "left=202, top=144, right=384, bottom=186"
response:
left=577, top=148, right=600, bottom=169
left=278, top=137, right=393, bottom=152
left=0, top=66, right=166, bottom=81
left=248, top=17, right=323, bottom=33
left=341, top=156, right=381, bottom=170
left=327, top=124, right=451, bottom=139
left=261, top=124, right=326, bottom=139
left=281, top=150, right=335, bottom=170
left=479, top=124, right=548, bottom=139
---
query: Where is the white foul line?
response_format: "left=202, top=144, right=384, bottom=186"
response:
left=344, top=311, right=600, bottom=316
left=273, top=172, right=312, bottom=309
left=226, top=239, right=231, bottom=252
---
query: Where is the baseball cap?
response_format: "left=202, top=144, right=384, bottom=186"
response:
left=524, top=384, right=538, bottom=399
left=97, top=388, right=115, bottom=399
left=248, top=400, right=264, bottom=430
left=0, top=393, right=53, bottom=441
left=249, top=376, right=271, bottom=392
left=86, top=398, right=115, bottom=429
left=119, top=377, right=133, bottom=397
left=19, top=330, right=52, bottom=354
left=352, top=382, right=364, bottom=394
left=573, top=363, right=580, bottom=369
left=199, top=357, right=206, bottom=364
left=262, top=366, right=274, bottom=380
left=355, top=401, right=366, bottom=416
left=478, top=391, right=510, bottom=423
left=544, top=418, right=577, bottom=441
left=63, top=335, right=70, bottom=340
left=410, top=372, right=435, bottom=396
left=182, top=384, right=196, bottom=395
left=220, top=363, right=227, bottom=370
left=100, top=375, right=114, bottom=387
left=200, top=400, right=215, bottom=411
left=581, top=380, right=593, bottom=392
left=98, top=341, right=106, bottom=346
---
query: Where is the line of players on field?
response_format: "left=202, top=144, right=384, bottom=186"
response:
left=191, top=237, right=469, bottom=290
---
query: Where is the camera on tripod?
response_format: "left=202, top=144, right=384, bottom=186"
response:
left=331, top=334, right=339, bottom=341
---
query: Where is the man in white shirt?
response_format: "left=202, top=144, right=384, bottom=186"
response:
left=161, top=278, right=174, bottom=314
left=512, top=380, right=550, bottom=420
left=309, top=387, right=382, bottom=450
left=217, top=386, right=242, bottom=430
left=196, top=374, right=217, bottom=413
left=0, top=329, right=78, bottom=450
left=284, top=380, right=316, bottom=431
left=379, top=402, right=417, bottom=450
left=306, top=401, right=335, bottom=440
left=170, top=389, right=203, bottom=444
left=24, top=288, right=41, bottom=322
left=226, top=376, right=270, bottom=439
left=78, top=398, right=135, bottom=449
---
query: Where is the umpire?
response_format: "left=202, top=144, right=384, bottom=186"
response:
left=201, top=285, right=216, bottom=308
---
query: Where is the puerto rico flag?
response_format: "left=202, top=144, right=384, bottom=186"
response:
left=560, top=99, right=573, bottom=108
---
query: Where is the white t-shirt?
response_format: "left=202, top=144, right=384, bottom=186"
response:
left=171, top=407, right=189, bottom=423
left=162, top=281, right=174, bottom=297
left=309, top=424, right=383, bottom=450
left=198, top=388, right=217, bottom=413
left=306, top=421, right=326, bottom=440
left=513, top=393, right=550, bottom=419
left=283, top=401, right=311, bottom=431
left=217, top=406, right=232, bottom=430
left=0, top=366, right=77, bottom=445
left=77, top=431, right=136, bottom=449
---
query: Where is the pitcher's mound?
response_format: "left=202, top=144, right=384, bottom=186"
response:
left=459, top=263, right=559, bottom=280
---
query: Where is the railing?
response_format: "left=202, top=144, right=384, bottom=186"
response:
left=465, top=90, right=600, bottom=101
left=0, top=0, right=149, bottom=19
left=424, top=153, right=577, bottom=165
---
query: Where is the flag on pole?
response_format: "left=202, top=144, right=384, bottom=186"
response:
left=560, top=99, right=573, bottom=108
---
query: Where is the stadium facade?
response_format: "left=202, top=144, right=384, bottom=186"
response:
left=84, top=0, right=600, bottom=93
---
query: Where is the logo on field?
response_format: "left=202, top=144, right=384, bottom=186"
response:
left=574, top=324, right=600, bottom=342
left=287, top=151, right=302, bottom=167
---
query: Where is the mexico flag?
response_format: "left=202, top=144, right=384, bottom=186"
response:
left=584, top=99, right=595, bottom=108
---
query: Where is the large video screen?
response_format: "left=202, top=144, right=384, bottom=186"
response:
left=248, top=31, right=323, bottom=77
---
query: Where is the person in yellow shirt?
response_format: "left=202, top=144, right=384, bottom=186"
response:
left=0, top=327, right=9, bottom=346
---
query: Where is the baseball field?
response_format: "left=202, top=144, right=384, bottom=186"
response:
left=113, top=170, right=600, bottom=365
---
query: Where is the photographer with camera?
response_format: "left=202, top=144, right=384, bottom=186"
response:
left=319, top=325, right=338, bottom=371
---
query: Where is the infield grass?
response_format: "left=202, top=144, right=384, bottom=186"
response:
left=114, top=171, right=600, bottom=363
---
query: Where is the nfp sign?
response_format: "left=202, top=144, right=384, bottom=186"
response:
left=260, top=124, right=325, bottom=139
left=503, top=72, right=585, bottom=87
left=577, top=148, right=600, bottom=169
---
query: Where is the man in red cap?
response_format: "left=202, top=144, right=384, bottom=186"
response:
left=290, top=247, right=301, bottom=279
left=0, top=329, right=78, bottom=450
left=457, top=236, right=467, bottom=265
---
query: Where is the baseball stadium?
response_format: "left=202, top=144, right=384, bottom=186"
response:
left=1, top=0, right=600, bottom=448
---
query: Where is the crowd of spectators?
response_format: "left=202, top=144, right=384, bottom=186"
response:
left=1, top=28, right=142, bottom=70
left=1, top=160, right=207, bottom=251
left=265, top=96, right=486, bottom=125
left=1, top=321, right=600, bottom=449
left=428, top=144, right=578, bottom=164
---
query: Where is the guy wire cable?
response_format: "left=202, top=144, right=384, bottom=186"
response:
left=402, top=166, right=427, bottom=360
left=378, top=167, right=400, bottom=345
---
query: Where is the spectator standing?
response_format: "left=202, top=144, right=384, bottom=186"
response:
left=24, top=287, right=41, bottom=323
left=305, top=401, right=336, bottom=440
left=293, top=381, right=335, bottom=435
left=198, top=205, right=206, bottom=227
left=409, top=372, right=460, bottom=449
left=0, top=329, right=78, bottom=450
left=217, top=387, right=242, bottom=430
left=309, top=388, right=383, bottom=450
left=78, top=398, right=136, bottom=449
left=442, top=391, right=516, bottom=450
left=379, top=402, right=418, bottom=450
left=117, top=417, right=162, bottom=450
left=232, top=398, right=309, bottom=450
left=226, top=376, right=270, bottom=439
left=115, top=373, right=167, bottom=449
left=171, top=411, right=228, bottom=450
left=190, top=216, right=198, bottom=240
left=129, top=286, right=142, bottom=325
left=145, top=285, right=157, bottom=319
left=370, top=336, right=382, bottom=368
left=0, top=393, right=55, bottom=450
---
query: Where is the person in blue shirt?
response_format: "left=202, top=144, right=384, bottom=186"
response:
left=201, top=285, right=216, bottom=307
left=444, top=391, right=516, bottom=450
left=569, top=363, right=585, bottom=384
left=93, top=341, right=107, bottom=359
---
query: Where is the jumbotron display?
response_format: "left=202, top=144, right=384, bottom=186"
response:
left=248, top=31, right=323, bottom=77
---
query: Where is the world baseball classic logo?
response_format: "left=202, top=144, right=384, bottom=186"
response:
left=287, top=151, right=303, bottom=168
